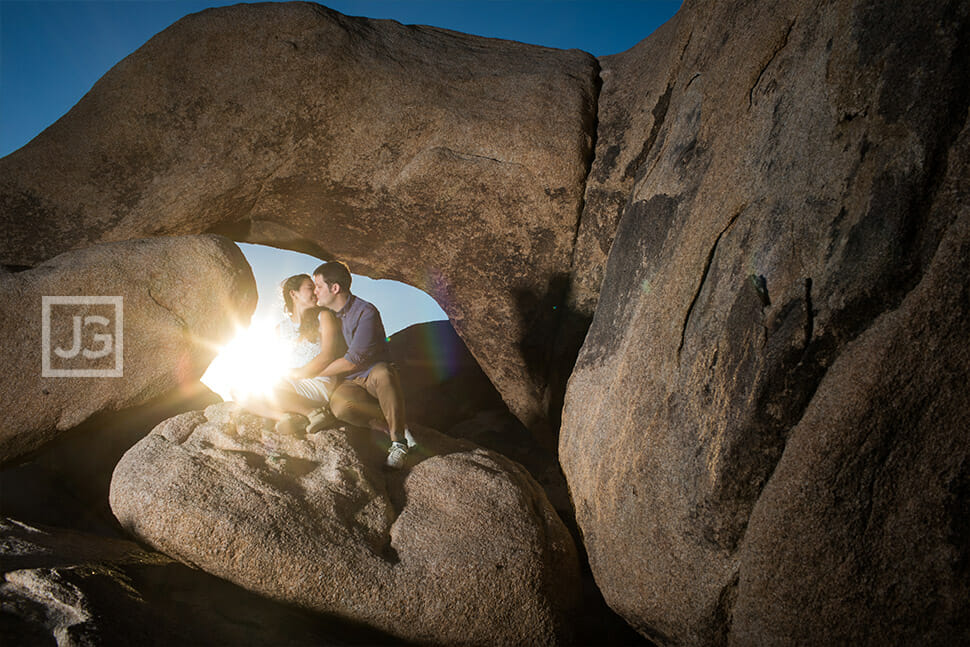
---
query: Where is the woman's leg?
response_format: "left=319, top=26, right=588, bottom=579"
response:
left=238, top=384, right=320, bottom=420
left=272, top=387, right=320, bottom=417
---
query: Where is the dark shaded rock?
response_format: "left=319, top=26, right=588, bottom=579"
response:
left=569, top=10, right=685, bottom=321
left=389, top=320, right=505, bottom=432
left=0, top=235, right=256, bottom=464
left=384, top=323, right=639, bottom=645
left=446, top=409, right=651, bottom=647
left=0, top=2, right=600, bottom=444
left=560, top=0, right=970, bottom=643
left=0, top=518, right=397, bottom=646
left=0, top=382, right=220, bottom=536
left=447, top=409, right=568, bottom=514
left=732, top=105, right=970, bottom=647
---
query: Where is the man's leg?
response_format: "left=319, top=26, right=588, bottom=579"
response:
left=361, top=362, right=408, bottom=445
left=329, top=380, right=386, bottom=431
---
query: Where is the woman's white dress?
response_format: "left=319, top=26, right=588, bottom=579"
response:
left=277, top=315, right=331, bottom=403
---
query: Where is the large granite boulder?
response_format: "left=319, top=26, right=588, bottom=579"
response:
left=0, top=1, right=599, bottom=444
left=732, top=151, right=970, bottom=644
left=560, top=0, right=970, bottom=644
left=0, top=235, right=256, bottom=464
left=110, top=402, right=580, bottom=646
left=388, top=320, right=506, bottom=432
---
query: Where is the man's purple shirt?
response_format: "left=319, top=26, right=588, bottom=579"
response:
left=332, top=294, right=390, bottom=380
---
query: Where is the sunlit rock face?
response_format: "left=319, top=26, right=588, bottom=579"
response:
left=560, top=0, right=970, bottom=644
left=0, top=235, right=256, bottom=464
left=110, top=402, right=580, bottom=646
left=0, top=2, right=599, bottom=443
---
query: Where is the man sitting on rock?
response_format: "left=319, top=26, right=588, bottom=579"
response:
left=308, top=261, right=413, bottom=469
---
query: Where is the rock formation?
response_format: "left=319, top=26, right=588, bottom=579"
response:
left=0, top=517, right=394, bottom=645
left=0, top=235, right=255, bottom=463
left=109, top=403, right=580, bottom=646
left=1, top=517, right=177, bottom=645
left=0, top=1, right=600, bottom=444
left=1, top=0, right=968, bottom=644
left=560, top=0, right=969, bottom=644
left=388, top=319, right=506, bottom=432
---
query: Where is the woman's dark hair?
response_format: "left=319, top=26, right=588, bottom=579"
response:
left=297, top=307, right=324, bottom=342
left=281, top=274, right=321, bottom=342
left=281, top=274, right=311, bottom=315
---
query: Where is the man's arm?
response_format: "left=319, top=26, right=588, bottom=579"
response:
left=318, top=356, right=359, bottom=378
left=323, top=301, right=386, bottom=378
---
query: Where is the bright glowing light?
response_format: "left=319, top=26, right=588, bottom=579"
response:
left=201, top=315, right=290, bottom=402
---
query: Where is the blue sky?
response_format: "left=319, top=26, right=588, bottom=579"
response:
left=1, top=0, right=681, bottom=332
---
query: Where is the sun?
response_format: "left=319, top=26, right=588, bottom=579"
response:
left=201, top=315, right=290, bottom=402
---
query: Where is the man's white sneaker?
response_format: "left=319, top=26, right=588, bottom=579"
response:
left=385, top=441, right=409, bottom=469
left=404, top=426, right=416, bottom=448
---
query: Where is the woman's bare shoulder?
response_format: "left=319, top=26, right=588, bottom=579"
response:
left=317, top=308, right=339, bottom=325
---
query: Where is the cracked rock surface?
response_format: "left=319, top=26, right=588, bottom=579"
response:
left=109, top=402, right=580, bottom=646
left=0, top=517, right=397, bottom=646
left=561, top=0, right=970, bottom=643
left=0, top=517, right=174, bottom=647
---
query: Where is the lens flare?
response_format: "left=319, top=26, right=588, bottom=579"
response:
left=201, top=315, right=289, bottom=402
left=419, top=320, right=463, bottom=383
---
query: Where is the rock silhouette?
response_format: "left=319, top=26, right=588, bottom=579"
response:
left=388, top=319, right=506, bottom=431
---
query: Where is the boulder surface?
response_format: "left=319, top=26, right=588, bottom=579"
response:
left=561, top=0, right=970, bottom=644
left=388, top=320, right=506, bottom=432
left=110, top=402, right=580, bottom=646
left=1, top=517, right=175, bottom=646
left=0, top=1, right=600, bottom=443
left=0, top=517, right=393, bottom=646
left=0, top=235, right=255, bottom=463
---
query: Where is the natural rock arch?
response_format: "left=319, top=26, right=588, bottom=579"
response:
left=3, top=0, right=969, bottom=644
left=0, top=1, right=600, bottom=445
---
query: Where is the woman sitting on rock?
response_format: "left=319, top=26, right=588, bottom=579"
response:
left=241, top=273, right=344, bottom=436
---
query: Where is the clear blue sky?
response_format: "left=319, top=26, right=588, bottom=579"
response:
left=1, top=0, right=681, bottom=157
left=1, top=0, right=681, bottom=332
